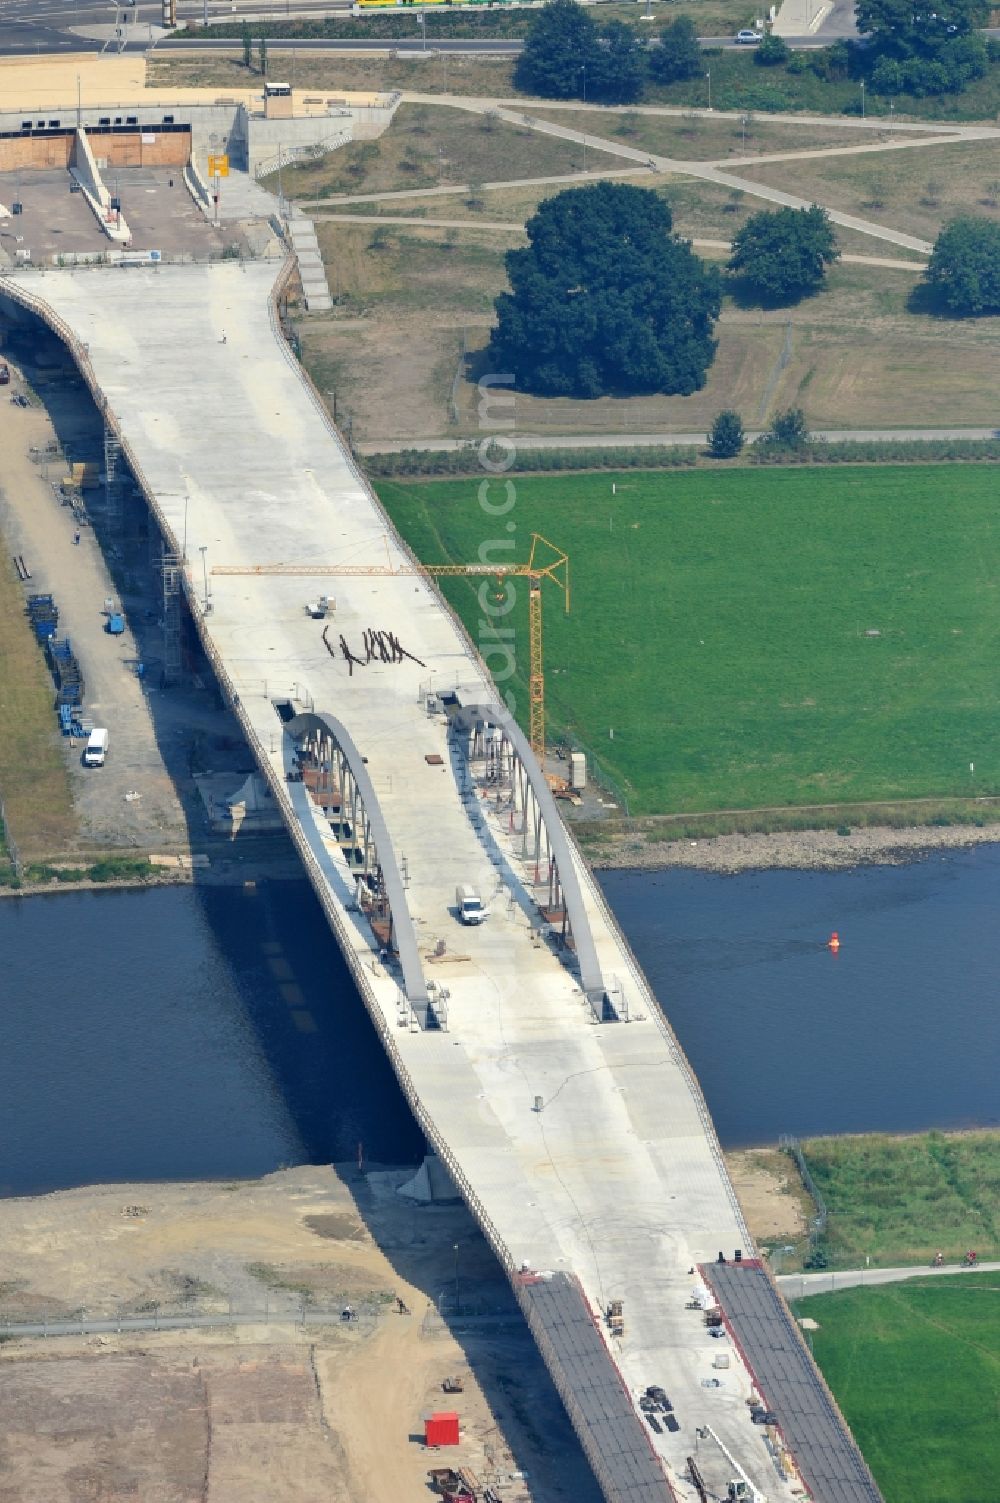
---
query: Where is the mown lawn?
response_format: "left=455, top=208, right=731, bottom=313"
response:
left=798, top=1274, right=1000, bottom=1503
left=803, top=1131, right=1000, bottom=1267
left=376, top=465, right=1000, bottom=815
left=0, top=551, right=74, bottom=865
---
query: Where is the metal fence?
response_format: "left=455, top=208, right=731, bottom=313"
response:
left=780, top=1133, right=829, bottom=1246
left=0, top=795, right=23, bottom=883
left=0, top=1294, right=387, bottom=1340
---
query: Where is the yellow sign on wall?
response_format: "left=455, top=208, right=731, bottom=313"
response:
left=207, top=154, right=229, bottom=178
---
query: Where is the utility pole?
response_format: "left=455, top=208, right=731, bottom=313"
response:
left=579, top=65, right=587, bottom=172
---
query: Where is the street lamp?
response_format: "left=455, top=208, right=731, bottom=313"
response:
left=453, top=1242, right=460, bottom=1313
left=579, top=65, right=588, bottom=172
left=860, top=80, right=865, bottom=118
left=889, top=99, right=895, bottom=135
left=199, top=545, right=210, bottom=608
left=419, top=8, right=426, bottom=51
left=706, top=70, right=712, bottom=111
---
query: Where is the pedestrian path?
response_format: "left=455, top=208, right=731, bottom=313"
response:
left=309, top=211, right=926, bottom=269
left=389, top=92, right=999, bottom=257
left=779, top=1261, right=1000, bottom=1298
left=355, top=425, right=999, bottom=455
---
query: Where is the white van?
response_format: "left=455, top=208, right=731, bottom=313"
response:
left=84, top=728, right=109, bottom=766
left=455, top=884, right=486, bottom=925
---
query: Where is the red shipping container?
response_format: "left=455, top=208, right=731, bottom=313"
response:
left=425, top=1412, right=460, bottom=1447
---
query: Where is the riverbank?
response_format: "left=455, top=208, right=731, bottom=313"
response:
left=0, top=836, right=305, bottom=896
left=583, top=818, right=1000, bottom=873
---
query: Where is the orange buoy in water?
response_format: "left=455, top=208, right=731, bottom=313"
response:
left=828, top=931, right=841, bottom=952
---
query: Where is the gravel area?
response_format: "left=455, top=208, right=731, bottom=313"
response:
left=588, top=821, right=1000, bottom=874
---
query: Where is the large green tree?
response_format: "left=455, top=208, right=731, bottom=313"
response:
left=513, top=0, right=600, bottom=99
left=489, top=183, right=721, bottom=398
left=590, top=19, right=647, bottom=104
left=648, top=16, right=703, bottom=84
left=925, top=216, right=1000, bottom=314
left=856, top=0, right=988, bottom=56
left=728, top=204, right=839, bottom=303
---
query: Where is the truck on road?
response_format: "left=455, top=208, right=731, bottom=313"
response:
left=83, top=728, right=109, bottom=766
left=455, top=884, right=486, bottom=925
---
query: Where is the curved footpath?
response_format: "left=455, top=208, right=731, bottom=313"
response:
left=0, top=258, right=879, bottom=1503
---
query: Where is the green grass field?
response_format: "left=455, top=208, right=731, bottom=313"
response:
left=0, top=550, right=74, bottom=866
left=803, top=1132, right=1000, bottom=1267
left=797, top=1274, right=1000, bottom=1503
left=377, top=465, right=1000, bottom=816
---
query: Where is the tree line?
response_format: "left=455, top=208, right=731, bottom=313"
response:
left=515, top=0, right=997, bottom=106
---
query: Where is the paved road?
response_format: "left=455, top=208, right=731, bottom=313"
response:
left=779, top=1261, right=1000, bottom=1299
left=354, top=426, right=998, bottom=454
left=1, top=0, right=997, bottom=55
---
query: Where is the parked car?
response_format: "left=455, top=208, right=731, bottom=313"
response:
left=735, top=27, right=764, bottom=42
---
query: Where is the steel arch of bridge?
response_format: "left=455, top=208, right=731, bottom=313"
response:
left=451, top=702, right=610, bottom=1019
left=286, top=711, right=430, bottom=1023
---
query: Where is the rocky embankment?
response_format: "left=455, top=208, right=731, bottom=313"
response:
left=589, top=821, right=1000, bottom=874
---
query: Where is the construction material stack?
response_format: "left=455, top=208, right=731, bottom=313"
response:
left=26, top=592, right=58, bottom=643
left=47, top=637, right=84, bottom=712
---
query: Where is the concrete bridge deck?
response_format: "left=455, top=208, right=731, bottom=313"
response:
left=2, top=259, right=874, bottom=1503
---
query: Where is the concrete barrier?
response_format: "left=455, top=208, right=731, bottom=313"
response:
left=70, top=127, right=131, bottom=246
left=183, top=156, right=212, bottom=216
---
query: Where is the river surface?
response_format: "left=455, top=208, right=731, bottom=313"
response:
left=1, top=882, right=425, bottom=1198
left=2, top=849, right=998, bottom=1196
left=601, top=846, right=1000, bottom=1146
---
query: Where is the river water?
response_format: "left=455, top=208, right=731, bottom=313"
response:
left=2, top=849, right=998, bottom=1196
left=1, top=882, right=425, bottom=1198
left=601, top=847, right=1000, bottom=1147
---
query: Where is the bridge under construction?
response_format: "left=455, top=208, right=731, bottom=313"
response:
left=0, top=257, right=884, bottom=1503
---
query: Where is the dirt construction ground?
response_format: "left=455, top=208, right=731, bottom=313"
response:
left=0, top=1154, right=810, bottom=1500
left=0, top=1164, right=602, bottom=1503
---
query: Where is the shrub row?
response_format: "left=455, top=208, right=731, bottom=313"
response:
left=365, top=444, right=700, bottom=477
left=750, top=438, right=1000, bottom=465
left=364, top=437, right=1000, bottom=478
left=182, top=12, right=535, bottom=41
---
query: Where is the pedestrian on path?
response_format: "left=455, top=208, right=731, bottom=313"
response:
left=73, top=529, right=81, bottom=545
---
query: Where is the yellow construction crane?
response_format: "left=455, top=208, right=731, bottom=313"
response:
left=211, top=532, right=569, bottom=765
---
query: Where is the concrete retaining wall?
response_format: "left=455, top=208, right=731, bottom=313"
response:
left=244, top=113, right=353, bottom=177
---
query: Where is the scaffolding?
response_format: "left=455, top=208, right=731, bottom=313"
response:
left=103, top=419, right=123, bottom=528
left=161, top=549, right=182, bottom=686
